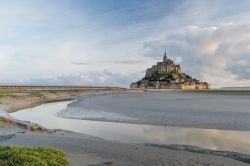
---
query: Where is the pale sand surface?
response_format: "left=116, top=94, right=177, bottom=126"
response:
left=1, top=131, right=250, bottom=166
left=61, top=91, right=250, bottom=131
left=0, top=88, right=132, bottom=132
left=1, top=88, right=250, bottom=165
left=0, top=87, right=128, bottom=113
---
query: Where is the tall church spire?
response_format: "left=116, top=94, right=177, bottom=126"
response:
left=163, top=48, right=167, bottom=61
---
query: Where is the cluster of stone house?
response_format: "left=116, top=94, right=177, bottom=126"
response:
left=131, top=79, right=210, bottom=89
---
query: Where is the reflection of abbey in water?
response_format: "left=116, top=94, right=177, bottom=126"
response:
left=130, top=50, right=210, bottom=89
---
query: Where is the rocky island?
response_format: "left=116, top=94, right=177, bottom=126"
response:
left=130, top=50, right=210, bottom=89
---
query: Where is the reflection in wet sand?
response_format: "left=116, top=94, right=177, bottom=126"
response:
left=142, top=127, right=250, bottom=153
left=10, top=100, right=250, bottom=155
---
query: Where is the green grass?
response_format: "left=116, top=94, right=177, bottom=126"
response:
left=0, top=93, right=17, bottom=98
left=0, top=146, right=68, bottom=166
left=144, top=72, right=180, bottom=81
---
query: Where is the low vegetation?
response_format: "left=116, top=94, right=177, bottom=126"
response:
left=144, top=72, right=176, bottom=81
left=0, top=146, right=68, bottom=166
left=0, top=93, right=17, bottom=98
left=143, top=72, right=192, bottom=82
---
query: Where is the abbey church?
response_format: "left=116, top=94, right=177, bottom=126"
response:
left=130, top=50, right=210, bottom=89
left=146, top=49, right=181, bottom=78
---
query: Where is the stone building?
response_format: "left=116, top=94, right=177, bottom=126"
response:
left=130, top=49, right=210, bottom=90
left=146, top=49, right=181, bottom=77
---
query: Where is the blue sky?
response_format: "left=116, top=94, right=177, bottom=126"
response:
left=0, top=0, right=250, bottom=87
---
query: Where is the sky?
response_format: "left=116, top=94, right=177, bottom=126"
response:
left=0, top=0, right=250, bottom=88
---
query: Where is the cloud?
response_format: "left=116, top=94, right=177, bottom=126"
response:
left=21, top=70, right=143, bottom=87
left=227, top=57, right=250, bottom=80
left=140, top=24, right=250, bottom=87
left=71, top=62, right=89, bottom=65
left=1, top=0, right=250, bottom=88
left=112, top=60, right=141, bottom=64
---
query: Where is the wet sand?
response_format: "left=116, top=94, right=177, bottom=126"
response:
left=9, top=100, right=250, bottom=155
left=1, top=88, right=250, bottom=165
left=60, top=91, right=250, bottom=131
left=0, top=87, right=127, bottom=113
left=1, top=131, right=250, bottom=166
left=0, top=87, right=130, bottom=132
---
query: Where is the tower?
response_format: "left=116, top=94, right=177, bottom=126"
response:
left=163, top=48, right=167, bottom=61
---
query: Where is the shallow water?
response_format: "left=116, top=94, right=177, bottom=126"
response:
left=0, top=108, right=9, bottom=118
left=10, top=92, right=250, bottom=154
left=60, top=92, right=250, bottom=130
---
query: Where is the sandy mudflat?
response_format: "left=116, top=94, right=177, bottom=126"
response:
left=1, top=131, right=250, bottom=166
left=0, top=88, right=131, bottom=131
left=0, top=87, right=128, bottom=113
left=63, top=91, right=250, bottom=131
left=1, top=88, right=250, bottom=165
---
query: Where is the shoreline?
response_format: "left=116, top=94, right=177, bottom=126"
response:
left=1, top=131, right=250, bottom=166
left=1, top=88, right=129, bottom=113
left=0, top=88, right=134, bottom=132
left=1, top=88, right=250, bottom=165
left=58, top=114, right=250, bottom=132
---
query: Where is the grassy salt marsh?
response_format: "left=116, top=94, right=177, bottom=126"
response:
left=0, top=146, right=68, bottom=166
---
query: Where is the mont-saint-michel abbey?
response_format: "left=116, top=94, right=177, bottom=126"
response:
left=130, top=50, right=210, bottom=89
